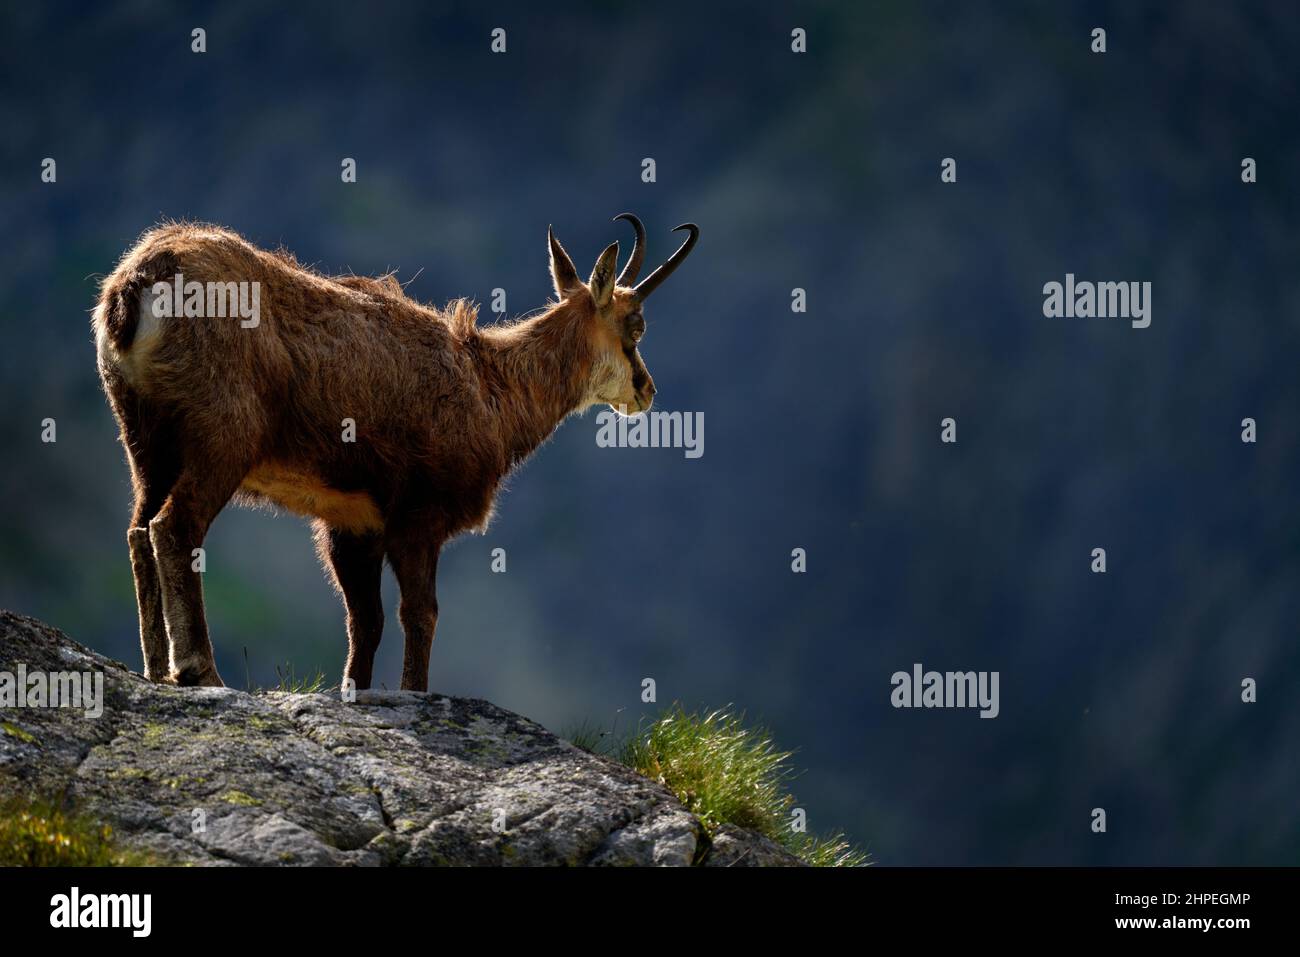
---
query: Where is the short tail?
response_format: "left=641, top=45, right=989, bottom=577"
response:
left=96, top=248, right=179, bottom=353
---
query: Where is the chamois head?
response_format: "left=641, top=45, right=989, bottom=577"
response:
left=548, top=214, right=699, bottom=415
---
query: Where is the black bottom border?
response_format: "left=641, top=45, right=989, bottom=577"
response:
left=0, top=865, right=1288, bottom=941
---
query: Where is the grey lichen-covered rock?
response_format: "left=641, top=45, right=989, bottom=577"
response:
left=701, top=824, right=804, bottom=867
left=0, top=611, right=799, bottom=867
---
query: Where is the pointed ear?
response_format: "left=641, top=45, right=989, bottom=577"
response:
left=588, top=241, right=620, bottom=308
left=548, top=227, right=582, bottom=298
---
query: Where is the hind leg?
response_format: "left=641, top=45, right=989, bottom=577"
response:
left=128, top=519, right=170, bottom=680
left=149, top=457, right=246, bottom=687
left=118, top=395, right=181, bottom=681
left=387, top=525, right=444, bottom=693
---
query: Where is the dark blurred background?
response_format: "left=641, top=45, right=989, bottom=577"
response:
left=1, top=1, right=1297, bottom=864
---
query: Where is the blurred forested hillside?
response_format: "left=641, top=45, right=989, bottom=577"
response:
left=1, top=1, right=1297, bottom=864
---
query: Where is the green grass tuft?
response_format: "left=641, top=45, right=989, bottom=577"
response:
left=786, top=830, right=872, bottom=868
left=270, top=661, right=327, bottom=694
left=584, top=704, right=870, bottom=867
left=620, top=706, right=792, bottom=835
left=0, top=796, right=157, bottom=866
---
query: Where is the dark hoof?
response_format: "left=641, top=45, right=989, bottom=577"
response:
left=172, top=665, right=225, bottom=688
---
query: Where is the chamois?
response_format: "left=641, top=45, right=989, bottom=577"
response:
left=92, top=215, right=698, bottom=691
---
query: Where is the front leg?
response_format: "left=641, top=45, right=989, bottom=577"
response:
left=387, top=528, right=443, bottom=692
left=317, top=523, right=385, bottom=691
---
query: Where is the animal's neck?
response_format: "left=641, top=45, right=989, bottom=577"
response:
left=478, top=302, right=593, bottom=466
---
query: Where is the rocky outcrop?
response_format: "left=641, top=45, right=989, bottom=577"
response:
left=0, top=611, right=800, bottom=866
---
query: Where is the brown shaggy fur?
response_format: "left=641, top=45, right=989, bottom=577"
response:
left=93, top=220, right=663, bottom=691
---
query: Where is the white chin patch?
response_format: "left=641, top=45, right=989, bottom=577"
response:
left=584, top=351, right=628, bottom=408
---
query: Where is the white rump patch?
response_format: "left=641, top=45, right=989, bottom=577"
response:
left=98, top=286, right=166, bottom=387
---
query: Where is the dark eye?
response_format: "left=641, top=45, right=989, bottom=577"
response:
left=627, top=314, right=645, bottom=343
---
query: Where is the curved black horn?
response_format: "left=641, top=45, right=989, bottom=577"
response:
left=633, top=223, right=699, bottom=303
left=613, top=213, right=647, bottom=285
